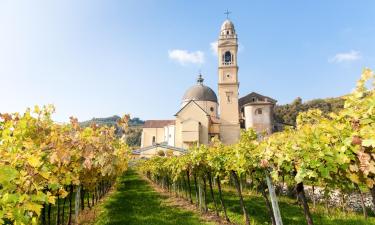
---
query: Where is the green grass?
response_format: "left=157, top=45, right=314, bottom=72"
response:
left=95, top=170, right=214, bottom=225
left=195, top=184, right=375, bottom=225
left=94, top=170, right=375, bottom=225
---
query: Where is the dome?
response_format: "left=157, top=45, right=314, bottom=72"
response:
left=182, top=75, right=218, bottom=103
left=221, top=19, right=234, bottom=31
left=220, top=19, right=236, bottom=37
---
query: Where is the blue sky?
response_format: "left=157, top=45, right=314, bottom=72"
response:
left=1, top=1, right=374, bottom=122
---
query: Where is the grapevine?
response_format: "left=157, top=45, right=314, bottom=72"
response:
left=0, top=107, right=129, bottom=225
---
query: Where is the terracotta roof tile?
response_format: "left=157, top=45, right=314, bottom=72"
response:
left=143, top=120, right=175, bottom=128
left=239, top=92, right=277, bottom=107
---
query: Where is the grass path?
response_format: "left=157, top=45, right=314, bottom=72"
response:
left=94, top=170, right=215, bottom=225
left=92, top=169, right=374, bottom=225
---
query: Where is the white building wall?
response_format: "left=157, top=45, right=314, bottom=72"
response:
left=244, top=104, right=273, bottom=134
left=163, top=125, right=176, bottom=146
left=141, top=131, right=145, bottom=148
left=168, top=125, right=175, bottom=146
left=164, top=126, right=168, bottom=143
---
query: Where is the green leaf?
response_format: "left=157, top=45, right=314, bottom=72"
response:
left=319, top=167, right=330, bottom=178
left=361, top=118, right=374, bottom=125
left=0, top=166, right=18, bottom=185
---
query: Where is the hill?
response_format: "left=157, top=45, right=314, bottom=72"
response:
left=273, top=96, right=345, bottom=126
left=80, top=115, right=144, bottom=127
left=80, top=116, right=144, bottom=147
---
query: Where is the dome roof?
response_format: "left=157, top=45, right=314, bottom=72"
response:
left=221, top=19, right=234, bottom=31
left=182, top=75, right=218, bottom=103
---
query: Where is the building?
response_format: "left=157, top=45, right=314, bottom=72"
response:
left=137, top=19, right=277, bottom=157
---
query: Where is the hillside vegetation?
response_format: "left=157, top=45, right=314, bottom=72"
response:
left=274, top=96, right=345, bottom=126
left=80, top=116, right=144, bottom=147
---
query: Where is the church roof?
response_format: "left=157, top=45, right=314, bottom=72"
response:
left=239, top=92, right=277, bottom=107
left=143, top=120, right=175, bottom=128
left=182, top=74, right=218, bottom=103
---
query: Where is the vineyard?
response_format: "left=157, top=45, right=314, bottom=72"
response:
left=138, top=69, right=375, bottom=225
left=0, top=107, right=129, bottom=224
left=0, top=68, right=374, bottom=225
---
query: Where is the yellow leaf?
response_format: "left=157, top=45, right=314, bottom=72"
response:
left=32, top=217, right=38, bottom=225
left=25, top=202, right=43, bottom=216
left=28, top=156, right=41, bottom=168
left=48, top=195, right=56, bottom=204
left=366, top=178, right=375, bottom=188
left=34, top=105, right=40, bottom=114
left=348, top=173, right=360, bottom=184
left=59, top=189, right=69, bottom=198
left=45, top=192, right=56, bottom=204
left=39, top=171, right=50, bottom=179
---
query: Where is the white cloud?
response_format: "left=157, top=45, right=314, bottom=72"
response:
left=168, top=49, right=204, bottom=65
left=329, top=50, right=361, bottom=63
left=210, top=41, right=218, bottom=55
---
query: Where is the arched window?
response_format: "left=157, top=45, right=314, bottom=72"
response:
left=255, top=108, right=262, bottom=115
left=152, top=136, right=156, bottom=144
left=224, top=51, right=232, bottom=63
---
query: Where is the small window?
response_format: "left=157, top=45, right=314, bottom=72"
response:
left=226, top=31, right=229, bottom=35
left=255, top=108, right=262, bottom=115
left=152, top=136, right=156, bottom=144
left=226, top=92, right=232, bottom=103
left=252, top=97, right=256, bottom=102
left=210, top=106, right=214, bottom=112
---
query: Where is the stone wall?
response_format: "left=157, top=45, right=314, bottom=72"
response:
left=278, top=185, right=373, bottom=212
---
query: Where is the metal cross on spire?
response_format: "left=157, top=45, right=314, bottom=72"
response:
left=197, top=71, right=204, bottom=84
left=224, top=9, right=232, bottom=19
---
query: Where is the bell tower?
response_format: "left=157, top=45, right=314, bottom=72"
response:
left=217, top=19, right=240, bottom=144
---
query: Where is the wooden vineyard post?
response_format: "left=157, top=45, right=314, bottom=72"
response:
left=198, top=181, right=203, bottom=212
left=75, top=185, right=81, bottom=224
left=266, top=173, right=283, bottom=225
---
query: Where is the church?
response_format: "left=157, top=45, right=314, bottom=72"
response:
left=137, top=19, right=277, bottom=157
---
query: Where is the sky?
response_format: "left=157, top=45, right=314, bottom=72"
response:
left=0, top=0, right=374, bottom=122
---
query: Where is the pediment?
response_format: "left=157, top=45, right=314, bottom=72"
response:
left=175, top=100, right=208, bottom=117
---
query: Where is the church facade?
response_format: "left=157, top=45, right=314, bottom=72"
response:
left=139, top=19, right=276, bottom=157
